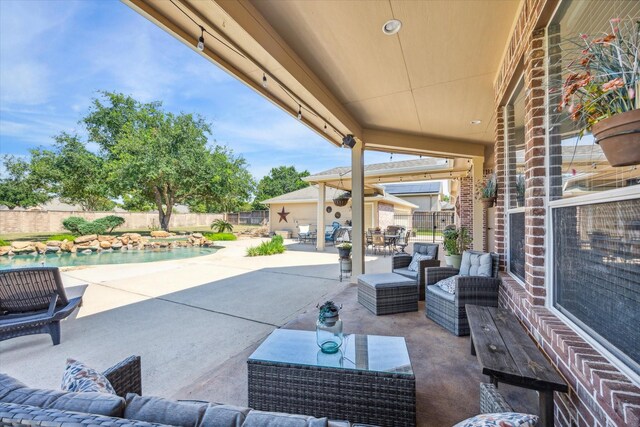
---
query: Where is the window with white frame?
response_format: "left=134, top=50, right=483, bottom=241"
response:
left=505, top=80, right=526, bottom=283
left=547, top=0, right=640, bottom=377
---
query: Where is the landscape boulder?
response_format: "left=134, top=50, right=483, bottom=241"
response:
left=11, top=241, right=35, bottom=253
left=46, top=246, right=61, bottom=253
left=46, top=240, right=61, bottom=247
left=35, top=242, right=47, bottom=254
left=100, top=241, right=112, bottom=249
left=192, top=233, right=203, bottom=239
left=0, top=246, right=12, bottom=256
left=111, top=242, right=123, bottom=250
left=150, top=230, right=171, bottom=238
left=75, top=234, right=97, bottom=244
left=60, top=240, right=74, bottom=252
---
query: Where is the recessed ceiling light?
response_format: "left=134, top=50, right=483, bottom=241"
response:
left=382, top=19, right=402, bottom=35
left=470, top=120, right=482, bottom=125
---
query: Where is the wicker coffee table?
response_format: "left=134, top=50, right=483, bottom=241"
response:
left=248, top=329, right=416, bottom=427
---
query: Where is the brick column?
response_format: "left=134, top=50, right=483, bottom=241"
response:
left=482, top=168, right=494, bottom=252
left=494, top=106, right=507, bottom=271
left=523, top=28, right=547, bottom=306
left=458, top=176, right=473, bottom=235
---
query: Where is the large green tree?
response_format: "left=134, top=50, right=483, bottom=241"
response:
left=84, top=92, right=254, bottom=229
left=0, top=155, right=51, bottom=209
left=30, top=133, right=115, bottom=211
left=252, top=166, right=310, bottom=210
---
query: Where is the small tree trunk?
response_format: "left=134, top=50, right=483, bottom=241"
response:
left=160, top=211, right=171, bottom=231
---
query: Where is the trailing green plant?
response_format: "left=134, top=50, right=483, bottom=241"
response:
left=337, top=242, right=352, bottom=250
left=0, top=239, right=10, bottom=246
left=246, top=235, right=286, bottom=256
left=557, top=17, right=640, bottom=135
left=204, top=232, right=237, bottom=241
left=47, top=234, right=76, bottom=242
left=211, top=219, right=234, bottom=233
left=94, top=215, right=125, bottom=233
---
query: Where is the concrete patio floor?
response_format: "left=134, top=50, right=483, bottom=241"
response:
left=0, top=238, right=535, bottom=426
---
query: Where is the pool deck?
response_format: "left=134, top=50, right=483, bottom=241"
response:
left=0, top=238, right=535, bottom=425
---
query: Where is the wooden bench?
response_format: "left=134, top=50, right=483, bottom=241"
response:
left=466, top=305, right=568, bottom=427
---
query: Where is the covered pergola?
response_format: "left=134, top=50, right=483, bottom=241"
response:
left=123, top=0, right=521, bottom=276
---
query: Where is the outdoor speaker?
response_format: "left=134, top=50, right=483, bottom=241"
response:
left=342, top=134, right=356, bottom=148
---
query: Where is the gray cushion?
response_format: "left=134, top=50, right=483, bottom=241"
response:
left=459, top=252, right=492, bottom=277
left=0, top=383, right=125, bottom=417
left=243, top=410, right=328, bottom=427
left=125, top=394, right=207, bottom=427
left=358, top=273, right=416, bottom=289
left=426, top=284, right=456, bottom=302
left=415, top=244, right=437, bottom=258
left=0, top=374, right=26, bottom=400
left=200, top=404, right=251, bottom=427
left=393, top=267, right=418, bottom=280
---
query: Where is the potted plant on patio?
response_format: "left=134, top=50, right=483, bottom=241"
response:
left=477, top=173, right=497, bottom=209
left=337, top=242, right=352, bottom=259
left=558, top=17, right=640, bottom=166
left=443, top=226, right=471, bottom=269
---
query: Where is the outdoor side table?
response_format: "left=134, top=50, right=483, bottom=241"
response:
left=247, top=329, right=416, bottom=427
left=357, top=273, right=418, bottom=315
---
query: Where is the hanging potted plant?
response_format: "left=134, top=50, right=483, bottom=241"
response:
left=333, top=191, right=351, bottom=207
left=476, top=173, right=497, bottom=209
left=558, top=17, right=640, bottom=166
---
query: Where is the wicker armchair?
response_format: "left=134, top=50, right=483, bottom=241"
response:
left=0, top=267, right=83, bottom=345
left=425, top=251, right=500, bottom=336
left=392, top=242, right=440, bottom=301
left=103, top=355, right=142, bottom=397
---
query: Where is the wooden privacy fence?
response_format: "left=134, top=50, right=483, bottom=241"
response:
left=224, top=210, right=269, bottom=225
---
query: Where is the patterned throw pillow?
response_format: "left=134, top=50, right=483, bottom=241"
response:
left=452, top=412, right=539, bottom=427
left=436, top=275, right=458, bottom=294
left=61, top=359, right=117, bottom=394
left=408, top=253, right=432, bottom=272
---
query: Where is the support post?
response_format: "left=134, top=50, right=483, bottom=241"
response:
left=472, top=156, right=484, bottom=250
left=316, top=183, right=326, bottom=251
left=351, top=140, right=365, bottom=278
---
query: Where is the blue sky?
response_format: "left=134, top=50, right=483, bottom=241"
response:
left=0, top=0, right=416, bottom=179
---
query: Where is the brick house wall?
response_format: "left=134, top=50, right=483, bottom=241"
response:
left=493, top=1, right=640, bottom=426
left=377, top=202, right=395, bottom=231
left=457, top=176, right=474, bottom=235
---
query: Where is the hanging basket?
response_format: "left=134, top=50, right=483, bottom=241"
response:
left=592, top=109, right=640, bottom=167
left=480, top=197, right=496, bottom=209
left=333, top=192, right=351, bottom=207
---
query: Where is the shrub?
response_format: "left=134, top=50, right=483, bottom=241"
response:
left=246, top=236, right=286, bottom=257
left=47, top=234, right=76, bottom=242
left=0, top=239, right=10, bottom=246
left=94, top=215, right=125, bottom=233
left=211, top=219, right=234, bottom=233
left=204, top=233, right=237, bottom=241
left=77, top=221, right=107, bottom=236
left=62, top=216, right=88, bottom=234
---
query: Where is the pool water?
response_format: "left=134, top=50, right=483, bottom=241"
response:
left=0, top=246, right=218, bottom=270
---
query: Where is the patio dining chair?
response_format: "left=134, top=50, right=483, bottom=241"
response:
left=297, top=224, right=312, bottom=243
left=0, top=267, right=83, bottom=345
left=371, top=233, right=389, bottom=256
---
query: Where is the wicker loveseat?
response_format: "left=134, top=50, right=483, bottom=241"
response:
left=0, top=356, right=365, bottom=427
left=425, top=250, right=500, bottom=336
left=392, top=243, right=440, bottom=300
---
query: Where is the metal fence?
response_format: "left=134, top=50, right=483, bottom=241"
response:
left=224, top=210, right=269, bottom=225
left=393, top=211, right=455, bottom=242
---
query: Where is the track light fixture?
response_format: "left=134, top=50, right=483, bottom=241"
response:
left=197, top=26, right=205, bottom=51
left=342, top=134, right=356, bottom=149
left=262, top=73, right=268, bottom=88
left=324, top=123, right=328, bottom=133
left=297, top=105, right=302, bottom=120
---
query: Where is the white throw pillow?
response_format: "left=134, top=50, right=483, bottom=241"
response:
left=408, top=253, right=432, bottom=272
left=452, top=412, right=539, bottom=427
left=436, top=275, right=458, bottom=294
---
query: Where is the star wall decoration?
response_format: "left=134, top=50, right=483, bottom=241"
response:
left=277, top=206, right=290, bottom=223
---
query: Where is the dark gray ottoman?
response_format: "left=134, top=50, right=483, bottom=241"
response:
left=357, top=273, right=418, bottom=315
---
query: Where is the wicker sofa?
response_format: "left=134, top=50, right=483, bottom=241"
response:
left=425, top=250, right=500, bottom=336
left=392, top=243, right=440, bottom=300
left=0, top=356, right=366, bottom=427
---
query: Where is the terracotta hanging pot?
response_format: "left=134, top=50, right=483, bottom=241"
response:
left=592, top=109, right=640, bottom=167
left=480, top=197, right=495, bottom=209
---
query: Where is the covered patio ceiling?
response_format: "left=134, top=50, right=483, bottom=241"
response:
left=123, top=0, right=521, bottom=159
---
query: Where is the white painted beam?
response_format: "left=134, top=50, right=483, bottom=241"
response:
left=351, top=139, right=365, bottom=279
left=316, top=183, right=326, bottom=251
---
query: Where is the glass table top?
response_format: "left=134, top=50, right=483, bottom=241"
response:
left=248, top=329, right=413, bottom=375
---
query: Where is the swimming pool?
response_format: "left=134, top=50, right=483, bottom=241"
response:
left=0, top=246, right=219, bottom=270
